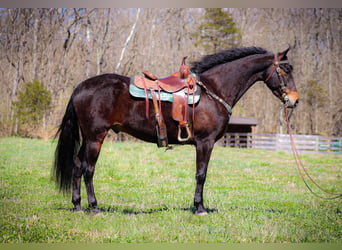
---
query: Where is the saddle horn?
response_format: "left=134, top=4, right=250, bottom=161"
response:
left=180, top=56, right=189, bottom=79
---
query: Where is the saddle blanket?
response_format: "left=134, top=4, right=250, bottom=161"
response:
left=129, top=81, right=201, bottom=105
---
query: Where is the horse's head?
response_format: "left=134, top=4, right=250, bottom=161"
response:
left=264, top=48, right=299, bottom=108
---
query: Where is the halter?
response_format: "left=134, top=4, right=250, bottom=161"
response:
left=265, top=53, right=290, bottom=105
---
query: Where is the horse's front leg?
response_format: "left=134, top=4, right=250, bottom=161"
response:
left=194, top=140, right=214, bottom=216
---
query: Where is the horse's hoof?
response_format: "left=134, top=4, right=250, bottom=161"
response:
left=92, top=208, right=101, bottom=214
left=196, top=211, right=208, bottom=216
left=73, top=207, right=83, bottom=213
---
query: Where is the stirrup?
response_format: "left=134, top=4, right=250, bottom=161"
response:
left=177, top=124, right=192, bottom=142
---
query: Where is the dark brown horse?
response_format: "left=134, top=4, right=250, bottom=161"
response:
left=53, top=47, right=299, bottom=215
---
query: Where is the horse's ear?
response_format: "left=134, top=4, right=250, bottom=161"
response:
left=278, top=47, right=290, bottom=61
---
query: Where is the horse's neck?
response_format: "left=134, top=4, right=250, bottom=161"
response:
left=201, top=54, right=272, bottom=108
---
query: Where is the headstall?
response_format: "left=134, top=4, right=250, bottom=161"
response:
left=265, top=53, right=290, bottom=105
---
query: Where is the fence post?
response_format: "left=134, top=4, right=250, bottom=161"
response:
left=276, top=133, right=279, bottom=152
left=315, top=136, right=319, bottom=153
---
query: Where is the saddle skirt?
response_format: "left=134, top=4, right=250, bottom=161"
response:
left=129, top=76, right=201, bottom=104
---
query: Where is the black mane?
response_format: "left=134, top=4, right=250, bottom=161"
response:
left=190, top=47, right=269, bottom=74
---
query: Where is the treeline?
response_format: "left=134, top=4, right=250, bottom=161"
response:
left=0, top=8, right=341, bottom=138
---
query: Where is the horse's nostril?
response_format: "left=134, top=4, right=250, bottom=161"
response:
left=294, top=99, right=299, bottom=107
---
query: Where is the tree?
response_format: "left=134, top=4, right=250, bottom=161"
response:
left=304, top=80, right=328, bottom=134
left=12, top=80, right=52, bottom=138
left=193, top=8, right=241, bottom=53
left=115, top=8, right=141, bottom=74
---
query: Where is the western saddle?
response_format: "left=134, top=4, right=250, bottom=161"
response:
left=132, top=57, right=197, bottom=147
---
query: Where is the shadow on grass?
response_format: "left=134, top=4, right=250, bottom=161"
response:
left=56, top=205, right=218, bottom=215
left=96, top=205, right=218, bottom=215
left=228, top=205, right=283, bottom=214
left=99, top=206, right=169, bottom=215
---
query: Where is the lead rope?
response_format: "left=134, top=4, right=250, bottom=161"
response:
left=284, top=104, right=342, bottom=200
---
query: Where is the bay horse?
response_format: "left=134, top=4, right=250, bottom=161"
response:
left=53, top=47, right=299, bottom=215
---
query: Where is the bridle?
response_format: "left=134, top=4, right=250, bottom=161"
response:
left=265, top=53, right=290, bottom=106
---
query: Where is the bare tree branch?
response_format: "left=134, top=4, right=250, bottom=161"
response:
left=115, top=8, right=141, bottom=74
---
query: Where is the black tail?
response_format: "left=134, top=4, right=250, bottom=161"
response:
left=53, top=90, right=80, bottom=193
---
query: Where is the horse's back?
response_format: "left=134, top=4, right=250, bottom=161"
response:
left=76, top=74, right=129, bottom=91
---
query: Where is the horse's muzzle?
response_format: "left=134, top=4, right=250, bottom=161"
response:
left=285, top=90, right=299, bottom=108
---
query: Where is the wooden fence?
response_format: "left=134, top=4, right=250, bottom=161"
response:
left=219, top=133, right=342, bottom=154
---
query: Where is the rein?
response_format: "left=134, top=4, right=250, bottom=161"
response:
left=285, top=105, right=342, bottom=200
left=268, top=51, right=342, bottom=199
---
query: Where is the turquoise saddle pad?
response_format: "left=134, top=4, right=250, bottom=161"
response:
left=129, top=82, right=201, bottom=105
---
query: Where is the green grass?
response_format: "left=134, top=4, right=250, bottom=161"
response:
left=0, top=137, right=341, bottom=243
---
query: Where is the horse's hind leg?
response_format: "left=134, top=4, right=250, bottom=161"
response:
left=72, top=134, right=106, bottom=212
left=72, top=142, right=85, bottom=212
left=82, top=138, right=106, bottom=213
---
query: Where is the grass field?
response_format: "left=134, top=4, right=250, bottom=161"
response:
left=0, top=137, right=341, bottom=243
